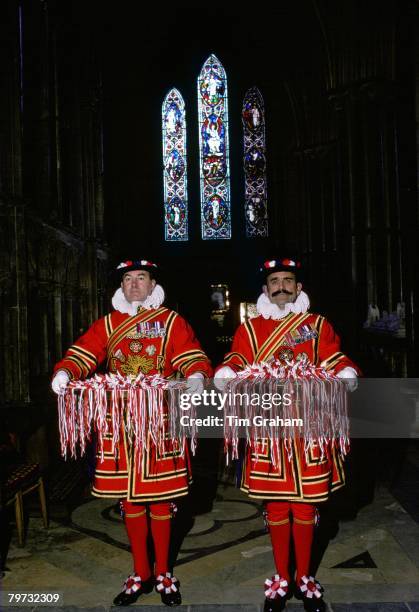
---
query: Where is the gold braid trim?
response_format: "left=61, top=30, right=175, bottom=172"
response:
left=320, top=351, right=345, bottom=371
left=125, top=509, right=147, bottom=518
left=149, top=513, right=172, bottom=521
left=244, top=320, right=258, bottom=357
left=223, top=351, right=248, bottom=368
left=293, top=517, right=315, bottom=525
left=267, top=518, right=290, bottom=526
left=172, top=349, right=207, bottom=369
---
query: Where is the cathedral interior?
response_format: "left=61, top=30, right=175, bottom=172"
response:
left=1, top=0, right=419, bottom=609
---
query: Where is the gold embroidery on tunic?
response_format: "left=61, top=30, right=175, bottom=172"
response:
left=157, top=355, right=165, bottom=372
left=120, top=354, right=154, bottom=375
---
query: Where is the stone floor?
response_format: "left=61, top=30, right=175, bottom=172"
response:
left=2, top=478, right=419, bottom=610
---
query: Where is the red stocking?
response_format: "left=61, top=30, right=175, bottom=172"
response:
left=122, top=501, right=151, bottom=579
left=149, top=502, right=172, bottom=576
left=265, top=501, right=291, bottom=582
left=291, top=502, right=315, bottom=582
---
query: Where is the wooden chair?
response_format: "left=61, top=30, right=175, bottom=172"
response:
left=2, top=462, right=48, bottom=546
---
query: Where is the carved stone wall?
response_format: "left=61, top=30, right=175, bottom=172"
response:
left=0, top=0, right=108, bottom=411
left=271, top=0, right=418, bottom=374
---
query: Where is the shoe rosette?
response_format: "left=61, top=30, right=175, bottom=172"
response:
left=264, top=574, right=289, bottom=599
left=156, top=572, right=179, bottom=594
left=123, top=573, right=143, bottom=595
left=299, top=575, right=323, bottom=599
left=155, top=572, right=181, bottom=606
left=113, top=573, right=154, bottom=606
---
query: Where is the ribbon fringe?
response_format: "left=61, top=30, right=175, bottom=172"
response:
left=57, top=373, right=189, bottom=465
left=223, top=358, right=350, bottom=466
left=58, top=360, right=349, bottom=469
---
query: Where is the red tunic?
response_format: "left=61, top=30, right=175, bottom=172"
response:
left=219, top=312, right=359, bottom=503
left=54, top=306, right=213, bottom=502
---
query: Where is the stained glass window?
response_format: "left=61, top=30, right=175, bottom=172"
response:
left=198, top=54, right=231, bottom=240
left=242, top=87, right=268, bottom=237
left=162, top=88, right=188, bottom=241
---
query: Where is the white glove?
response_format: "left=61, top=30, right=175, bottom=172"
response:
left=337, top=366, right=358, bottom=392
left=185, top=372, right=205, bottom=394
left=214, top=365, right=237, bottom=390
left=51, top=370, right=70, bottom=394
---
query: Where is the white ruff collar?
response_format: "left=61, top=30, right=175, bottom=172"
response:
left=111, top=285, right=165, bottom=316
left=256, top=290, right=310, bottom=320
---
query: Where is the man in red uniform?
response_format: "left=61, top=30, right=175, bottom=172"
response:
left=52, top=259, right=212, bottom=607
left=215, top=258, right=359, bottom=612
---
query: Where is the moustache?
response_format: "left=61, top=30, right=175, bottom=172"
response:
left=272, top=289, right=292, bottom=297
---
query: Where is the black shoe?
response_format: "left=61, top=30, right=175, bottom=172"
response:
left=295, top=576, right=326, bottom=612
left=155, top=572, right=182, bottom=606
left=263, top=575, right=289, bottom=611
left=113, top=574, right=154, bottom=606
left=301, top=599, right=326, bottom=612
left=263, top=596, right=287, bottom=611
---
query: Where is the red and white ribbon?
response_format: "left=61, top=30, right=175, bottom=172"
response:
left=264, top=574, right=288, bottom=599
left=57, top=373, right=193, bottom=464
left=223, top=359, right=349, bottom=467
left=299, top=575, right=322, bottom=599
left=155, top=572, right=179, bottom=594
left=123, top=574, right=142, bottom=595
